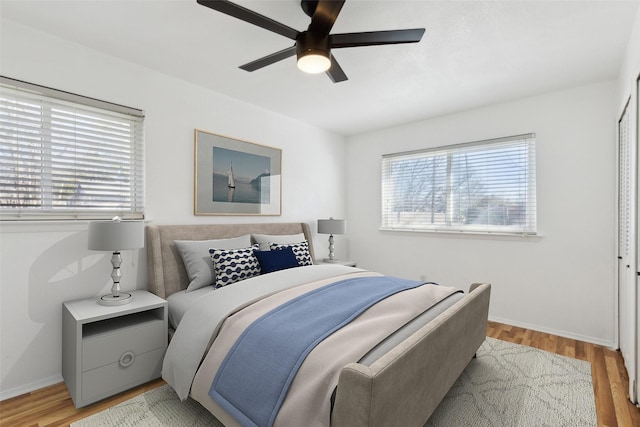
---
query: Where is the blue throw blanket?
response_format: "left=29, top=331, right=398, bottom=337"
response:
left=209, top=276, right=425, bottom=427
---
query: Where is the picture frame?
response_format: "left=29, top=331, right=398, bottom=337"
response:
left=194, top=129, right=282, bottom=215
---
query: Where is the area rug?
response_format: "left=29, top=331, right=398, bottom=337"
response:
left=425, top=337, right=596, bottom=427
left=72, top=337, right=596, bottom=427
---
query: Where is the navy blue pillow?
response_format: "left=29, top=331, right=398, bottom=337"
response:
left=253, top=246, right=300, bottom=274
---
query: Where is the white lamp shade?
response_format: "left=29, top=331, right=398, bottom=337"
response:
left=317, top=218, right=346, bottom=235
left=88, top=220, right=144, bottom=251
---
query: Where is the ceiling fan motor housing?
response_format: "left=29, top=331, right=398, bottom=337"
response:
left=296, top=31, right=330, bottom=61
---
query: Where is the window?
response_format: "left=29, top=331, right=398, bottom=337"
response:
left=382, top=134, right=536, bottom=235
left=0, top=77, right=144, bottom=220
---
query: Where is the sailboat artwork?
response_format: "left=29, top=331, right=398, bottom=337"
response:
left=195, top=130, right=281, bottom=215
left=211, top=149, right=270, bottom=204
left=227, top=162, right=236, bottom=188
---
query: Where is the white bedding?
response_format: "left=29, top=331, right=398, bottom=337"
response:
left=166, top=286, right=215, bottom=329
left=163, top=264, right=365, bottom=400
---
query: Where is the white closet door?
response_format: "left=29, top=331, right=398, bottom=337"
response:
left=635, top=76, right=640, bottom=404
left=618, top=99, right=637, bottom=403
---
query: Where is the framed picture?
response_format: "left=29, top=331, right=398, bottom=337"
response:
left=194, top=129, right=282, bottom=215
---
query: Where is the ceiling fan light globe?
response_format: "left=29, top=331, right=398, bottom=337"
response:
left=297, top=52, right=331, bottom=74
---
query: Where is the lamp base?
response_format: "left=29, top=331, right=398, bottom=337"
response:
left=98, top=292, right=133, bottom=306
left=322, top=258, right=341, bottom=263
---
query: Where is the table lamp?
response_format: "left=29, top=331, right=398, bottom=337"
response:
left=88, top=217, right=144, bottom=306
left=317, top=217, right=346, bottom=262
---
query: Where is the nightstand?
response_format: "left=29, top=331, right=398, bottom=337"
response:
left=62, top=290, right=168, bottom=408
left=317, top=260, right=357, bottom=267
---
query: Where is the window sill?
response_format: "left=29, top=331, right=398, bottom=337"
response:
left=379, top=227, right=542, bottom=240
left=0, top=219, right=149, bottom=234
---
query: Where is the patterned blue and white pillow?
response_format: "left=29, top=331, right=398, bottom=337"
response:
left=270, top=241, right=313, bottom=266
left=209, top=244, right=261, bottom=289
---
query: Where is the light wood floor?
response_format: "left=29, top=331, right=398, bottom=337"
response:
left=1, top=321, right=639, bottom=426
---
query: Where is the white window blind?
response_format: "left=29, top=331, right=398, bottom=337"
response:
left=382, top=134, right=536, bottom=235
left=0, top=77, right=144, bottom=220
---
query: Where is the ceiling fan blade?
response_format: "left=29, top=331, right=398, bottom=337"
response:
left=239, top=45, right=297, bottom=72
left=308, top=0, right=345, bottom=35
left=330, top=29, right=425, bottom=48
left=197, top=0, right=299, bottom=40
left=326, top=55, right=348, bottom=83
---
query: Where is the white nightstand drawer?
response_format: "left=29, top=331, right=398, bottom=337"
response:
left=82, top=318, right=165, bottom=372
left=81, top=347, right=164, bottom=403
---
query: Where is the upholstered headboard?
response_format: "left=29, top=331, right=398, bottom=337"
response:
left=146, top=222, right=315, bottom=298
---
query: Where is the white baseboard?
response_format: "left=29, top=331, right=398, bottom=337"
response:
left=0, top=374, right=63, bottom=401
left=489, top=315, right=616, bottom=350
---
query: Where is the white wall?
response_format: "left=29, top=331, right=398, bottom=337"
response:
left=346, top=81, right=617, bottom=346
left=0, top=21, right=347, bottom=399
left=617, top=4, right=640, bottom=111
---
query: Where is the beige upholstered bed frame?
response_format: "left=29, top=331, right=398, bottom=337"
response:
left=146, top=222, right=491, bottom=427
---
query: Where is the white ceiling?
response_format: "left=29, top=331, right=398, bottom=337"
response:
left=1, top=0, right=638, bottom=136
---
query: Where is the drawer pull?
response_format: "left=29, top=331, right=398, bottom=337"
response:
left=119, top=351, right=135, bottom=368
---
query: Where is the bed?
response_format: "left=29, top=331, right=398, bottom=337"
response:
left=146, top=222, right=491, bottom=427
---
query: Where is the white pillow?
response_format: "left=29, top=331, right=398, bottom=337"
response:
left=251, top=233, right=305, bottom=251
left=174, top=234, right=252, bottom=292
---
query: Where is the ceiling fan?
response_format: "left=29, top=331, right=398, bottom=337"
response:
left=196, top=0, right=426, bottom=83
